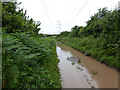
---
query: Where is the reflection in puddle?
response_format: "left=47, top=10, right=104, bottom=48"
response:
left=69, top=58, right=98, bottom=88
left=57, top=46, right=98, bottom=88
left=56, top=44, right=118, bottom=88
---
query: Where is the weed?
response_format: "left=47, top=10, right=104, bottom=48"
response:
left=77, top=60, right=81, bottom=64
left=91, top=71, right=98, bottom=75
left=72, top=62, right=75, bottom=65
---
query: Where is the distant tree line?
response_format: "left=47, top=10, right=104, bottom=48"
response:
left=59, top=7, right=120, bottom=45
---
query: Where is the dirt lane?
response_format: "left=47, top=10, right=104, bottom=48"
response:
left=57, top=44, right=118, bottom=88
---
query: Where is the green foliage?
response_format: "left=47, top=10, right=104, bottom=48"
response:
left=56, top=7, right=120, bottom=70
left=2, top=1, right=61, bottom=88
left=81, top=8, right=119, bottom=38
left=69, top=25, right=81, bottom=37
left=91, top=71, right=97, bottom=75
left=58, top=31, right=70, bottom=37
left=56, top=36, right=119, bottom=70
left=2, top=33, right=61, bottom=88
left=2, top=2, right=41, bottom=36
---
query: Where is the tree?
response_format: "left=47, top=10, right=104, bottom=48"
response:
left=59, top=31, right=70, bottom=37
left=70, top=25, right=81, bottom=37
left=2, top=2, right=41, bottom=35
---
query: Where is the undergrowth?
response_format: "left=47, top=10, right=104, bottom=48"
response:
left=56, top=36, right=119, bottom=70
left=2, top=33, right=61, bottom=88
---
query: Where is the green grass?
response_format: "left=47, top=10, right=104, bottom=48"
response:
left=91, top=71, right=98, bottom=75
left=72, top=62, right=75, bottom=65
left=56, top=36, right=119, bottom=70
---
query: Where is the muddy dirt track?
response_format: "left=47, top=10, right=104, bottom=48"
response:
left=56, top=44, right=118, bottom=88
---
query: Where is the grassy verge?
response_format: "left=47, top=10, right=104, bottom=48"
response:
left=56, top=36, right=119, bottom=70
left=2, top=33, right=61, bottom=88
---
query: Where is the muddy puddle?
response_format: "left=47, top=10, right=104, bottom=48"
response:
left=56, top=44, right=118, bottom=88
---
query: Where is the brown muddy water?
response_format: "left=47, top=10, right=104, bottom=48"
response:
left=56, top=44, right=118, bottom=88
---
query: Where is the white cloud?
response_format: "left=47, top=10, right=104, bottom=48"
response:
left=17, top=0, right=120, bottom=34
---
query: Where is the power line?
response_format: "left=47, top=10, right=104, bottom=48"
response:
left=64, top=0, right=81, bottom=23
left=67, top=0, right=89, bottom=25
left=40, top=0, right=53, bottom=24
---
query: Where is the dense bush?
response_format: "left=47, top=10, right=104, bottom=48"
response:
left=57, top=36, right=119, bottom=69
left=2, top=33, right=61, bottom=88
left=2, top=2, right=61, bottom=88
left=2, top=2, right=40, bottom=36
left=57, top=7, right=120, bottom=70
left=57, top=31, right=70, bottom=37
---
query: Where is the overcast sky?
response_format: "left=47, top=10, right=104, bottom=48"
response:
left=17, top=0, right=119, bottom=34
